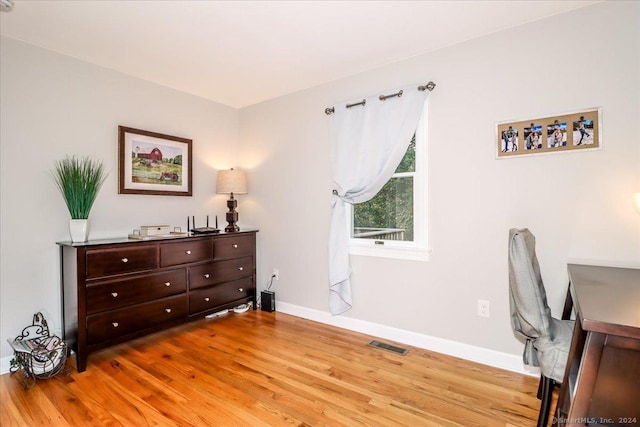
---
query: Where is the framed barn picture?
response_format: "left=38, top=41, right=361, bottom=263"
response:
left=118, top=126, right=192, bottom=196
left=496, top=107, right=601, bottom=159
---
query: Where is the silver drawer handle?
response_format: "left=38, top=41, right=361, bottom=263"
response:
left=204, top=297, right=210, bottom=302
left=185, top=250, right=192, bottom=255
left=121, top=258, right=129, bottom=263
left=165, top=308, right=172, bottom=313
left=204, top=273, right=210, bottom=279
left=164, top=282, right=171, bottom=287
left=238, top=288, right=244, bottom=292
left=232, top=244, right=238, bottom=248
left=112, top=322, right=119, bottom=328
left=238, top=266, right=244, bottom=271
left=111, top=292, right=118, bottom=298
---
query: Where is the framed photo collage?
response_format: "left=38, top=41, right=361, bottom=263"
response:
left=496, top=108, right=600, bottom=159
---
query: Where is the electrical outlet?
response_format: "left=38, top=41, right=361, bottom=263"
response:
left=477, top=299, right=490, bottom=318
left=272, top=268, right=279, bottom=280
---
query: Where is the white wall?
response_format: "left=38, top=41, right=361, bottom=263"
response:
left=239, top=0, right=640, bottom=363
left=0, top=37, right=239, bottom=363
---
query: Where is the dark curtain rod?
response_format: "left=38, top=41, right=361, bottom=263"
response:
left=324, top=81, right=435, bottom=115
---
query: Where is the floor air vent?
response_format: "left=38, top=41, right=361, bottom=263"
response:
left=368, top=340, right=408, bottom=356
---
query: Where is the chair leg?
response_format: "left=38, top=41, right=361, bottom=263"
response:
left=536, top=374, right=544, bottom=400
left=537, top=376, right=555, bottom=427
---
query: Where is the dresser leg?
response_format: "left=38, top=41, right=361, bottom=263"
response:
left=75, top=352, right=87, bottom=372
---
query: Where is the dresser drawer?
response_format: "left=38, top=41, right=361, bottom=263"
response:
left=189, top=277, right=253, bottom=314
left=86, top=245, right=157, bottom=279
left=87, top=294, right=187, bottom=345
left=160, top=239, right=213, bottom=267
left=86, top=269, right=186, bottom=314
left=189, top=257, right=253, bottom=290
left=214, top=234, right=255, bottom=260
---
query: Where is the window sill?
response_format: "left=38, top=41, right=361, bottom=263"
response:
left=349, top=244, right=431, bottom=262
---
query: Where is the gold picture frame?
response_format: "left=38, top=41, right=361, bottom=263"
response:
left=496, top=108, right=600, bottom=158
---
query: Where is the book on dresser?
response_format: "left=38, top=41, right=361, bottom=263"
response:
left=57, top=229, right=258, bottom=372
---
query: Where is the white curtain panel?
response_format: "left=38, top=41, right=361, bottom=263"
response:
left=328, top=86, right=429, bottom=315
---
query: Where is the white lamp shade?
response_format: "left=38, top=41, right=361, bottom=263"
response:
left=634, top=192, right=640, bottom=214
left=216, top=169, right=248, bottom=194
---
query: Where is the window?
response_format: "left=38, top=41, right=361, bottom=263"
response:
left=348, top=110, right=428, bottom=261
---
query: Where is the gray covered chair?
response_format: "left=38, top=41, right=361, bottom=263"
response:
left=508, top=228, right=574, bottom=427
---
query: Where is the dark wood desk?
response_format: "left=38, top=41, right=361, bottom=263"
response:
left=554, top=264, right=640, bottom=427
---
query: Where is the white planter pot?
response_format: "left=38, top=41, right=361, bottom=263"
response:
left=69, top=219, right=89, bottom=242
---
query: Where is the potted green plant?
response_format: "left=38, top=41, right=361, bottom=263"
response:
left=51, top=156, right=108, bottom=242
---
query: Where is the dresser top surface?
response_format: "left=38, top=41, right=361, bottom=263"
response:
left=57, top=228, right=259, bottom=248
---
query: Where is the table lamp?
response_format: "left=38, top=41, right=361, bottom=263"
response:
left=216, top=168, right=248, bottom=232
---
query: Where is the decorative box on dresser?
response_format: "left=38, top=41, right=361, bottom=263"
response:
left=57, top=230, right=258, bottom=372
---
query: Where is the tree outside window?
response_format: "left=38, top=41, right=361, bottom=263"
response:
left=352, top=135, right=416, bottom=242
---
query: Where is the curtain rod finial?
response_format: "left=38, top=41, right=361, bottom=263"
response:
left=418, top=81, right=436, bottom=91
left=325, top=107, right=335, bottom=115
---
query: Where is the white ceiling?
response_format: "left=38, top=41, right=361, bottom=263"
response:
left=1, top=0, right=599, bottom=108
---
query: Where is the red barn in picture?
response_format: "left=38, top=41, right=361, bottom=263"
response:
left=135, top=146, right=163, bottom=161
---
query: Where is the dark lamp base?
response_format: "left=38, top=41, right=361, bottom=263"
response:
left=225, top=224, right=240, bottom=232
left=225, top=196, right=240, bottom=232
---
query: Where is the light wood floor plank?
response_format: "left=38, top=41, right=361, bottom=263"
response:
left=1, top=311, right=542, bottom=426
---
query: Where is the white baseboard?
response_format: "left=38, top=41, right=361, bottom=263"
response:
left=1, top=355, right=13, bottom=375
left=276, top=301, right=539, bottom=377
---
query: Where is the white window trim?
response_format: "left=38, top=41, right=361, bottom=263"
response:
left=348, top=104, right=430, bottom=262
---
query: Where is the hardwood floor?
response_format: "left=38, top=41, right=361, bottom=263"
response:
left=1, top=311, right=542, bottom=426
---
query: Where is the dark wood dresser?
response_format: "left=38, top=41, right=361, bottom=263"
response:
left=57, top=230, right=258, bottom=372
